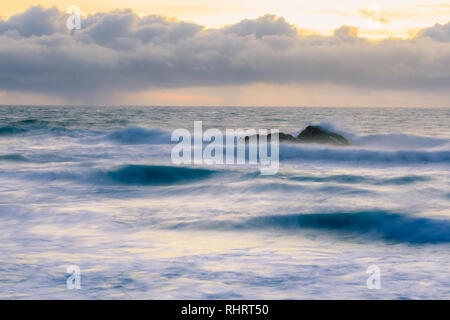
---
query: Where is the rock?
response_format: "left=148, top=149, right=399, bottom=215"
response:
left=244, top=132, right=297, bottom=143
left=244, top=125, right=350, bottom=146
left=268, top=132, right=298, bottom=143
left=296, top=126, right=349, bottom=146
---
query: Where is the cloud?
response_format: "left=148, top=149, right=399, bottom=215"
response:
left=0, top=6, right=65, bottom=37
left=223, top=14, right=297, bottom=38
left=0, top=6, right=449, bottom=102
left=419, top=22, right=450, bottom=42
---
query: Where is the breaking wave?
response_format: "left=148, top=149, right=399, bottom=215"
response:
left=0, top=126, right=27, bottom=136
left=0, top=154, right=29, bottom=162
left=97, top=165, right=217, bottom=185
left=1, top=122, right=449, bottom=165
left=172, top=211, right=450, bottom=244
left=21, top=164, right=218, bottom=186
left=279, top=145, right=450, bottom=164
left=351, top=133, right=448, bottom=149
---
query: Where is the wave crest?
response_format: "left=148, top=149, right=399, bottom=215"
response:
left=173, top=211, right=450, bottom=244
left=351, top=133, right=448, bottom=149
left=245, top=211, right=450, bottom=243
left=0, top=154, right=29, bottom=162
left=98, top=165, right=216, bottom=185
left=280, top=145, right=450, bottom=163
left=0, top=126, right=27, bottom=136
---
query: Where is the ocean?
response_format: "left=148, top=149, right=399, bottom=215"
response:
left=0, top=105, right=449, bottom=299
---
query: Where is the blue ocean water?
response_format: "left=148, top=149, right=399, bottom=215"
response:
left=0, top=106, right=449, bottom=299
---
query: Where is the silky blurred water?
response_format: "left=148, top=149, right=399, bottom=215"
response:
left=0, top=106, right=449, bottom=299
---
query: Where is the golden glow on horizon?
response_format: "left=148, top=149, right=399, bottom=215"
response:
left=1, top=84, right=449, bottom=107
left=1, top=0, right=449, bottom=39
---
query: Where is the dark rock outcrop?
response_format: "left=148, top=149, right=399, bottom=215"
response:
left=270, top=132, right=299, bottom=143
left=296, top=125, right=349, bottom=146
left=245, top=125, right=350, bottom=146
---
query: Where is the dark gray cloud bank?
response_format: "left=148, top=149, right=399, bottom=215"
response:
left=0, top=6, right=449, bottom=100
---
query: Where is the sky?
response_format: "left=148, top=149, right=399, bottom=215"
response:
left=0, top=1, right=449, bottom=106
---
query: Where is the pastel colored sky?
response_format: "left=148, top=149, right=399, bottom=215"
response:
left=2, top=0, right=450, bottom=38
left=0, top=1, right=449, bottom=106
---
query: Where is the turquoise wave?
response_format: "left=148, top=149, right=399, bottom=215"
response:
left=172, top=211, right=450, bottom=244
left=99, top=165, right=217, bottom=185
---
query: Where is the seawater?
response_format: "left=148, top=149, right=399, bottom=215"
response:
left=0, top=106, right=449, bottom=299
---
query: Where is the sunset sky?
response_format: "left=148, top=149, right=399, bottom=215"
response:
left=0, top=1, right=449, bottom=106
left=2, top=0, right=450, bottom=38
